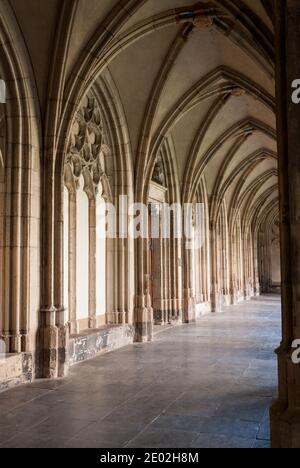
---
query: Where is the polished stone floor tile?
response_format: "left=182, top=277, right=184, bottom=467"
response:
left=126, top=428, right=199, bottom=448
left=0, top=295, right=281, bottom=449
left=191, top=433, right=255, bottom=449
left=71, top=420, right=141, bottom=448
left=212, top=396, right=271, bottom=423
left=253, top=439, right=270, bottom=448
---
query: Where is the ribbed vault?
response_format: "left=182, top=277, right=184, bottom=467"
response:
left=52, top=0, right=278, bottom=332
left=0, top=0, right=279, bottom=377
left=75, top=0, right=277, bottom=317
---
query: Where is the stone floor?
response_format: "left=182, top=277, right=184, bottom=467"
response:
left=0, top=295, right=281, bottom=448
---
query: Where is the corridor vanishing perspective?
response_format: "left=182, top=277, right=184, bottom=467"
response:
left=0, top=296, right=280, bottom=449
left=0, top=0, right=300, bottom=449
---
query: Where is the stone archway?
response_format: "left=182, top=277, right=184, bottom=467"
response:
left=0, top=1, right=41, bottom=385
left=41, top=70, right=136, bottom=377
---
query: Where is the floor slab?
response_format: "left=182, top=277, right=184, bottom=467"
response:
left=0, top=295, right=281, bottom=449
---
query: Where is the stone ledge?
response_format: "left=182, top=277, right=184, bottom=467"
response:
left=0, top=353, right=33, bottom=392
left=153, top=323, right=177, bottom=336
left=68, top=324, right=135, bottom=366
left=196, top=302, right=211, bottom=317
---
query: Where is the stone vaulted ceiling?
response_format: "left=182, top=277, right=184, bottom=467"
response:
left=9, top=0, right=277, bottom=225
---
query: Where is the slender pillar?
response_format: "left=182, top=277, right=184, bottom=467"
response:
left=271, top=0, right=300, bottom=448
left=210, top=225, right=222, bottom=312
left=183, top=232, right=196, bottom=323
left=39, top=156, right=58, bottom=378
left=252, top=230, right=260, bottom=296
left=175, top=237, right=183, bottom=322
left=89, top=198, right=97, bottom=329
left=10, top=142, right=22, bottom=353
left=69, top=192, right=78, bottom=335
left=54, top=174, right=69, bottom=377
left=134, top=234, right=153, bottom=342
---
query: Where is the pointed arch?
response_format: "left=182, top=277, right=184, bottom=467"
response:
left=0, top=1, right=41, bottom=367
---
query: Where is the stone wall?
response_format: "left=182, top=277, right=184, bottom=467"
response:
left=0, top=354, right=33, bottom=392
left=68, top=325, right=135, bottom=366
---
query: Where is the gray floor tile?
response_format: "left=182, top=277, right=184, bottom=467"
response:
left=191, top=433, right=255, bottom=448
left=126, top=428, right=199, bottom=448
left=0, top=295, right=281, bottom=449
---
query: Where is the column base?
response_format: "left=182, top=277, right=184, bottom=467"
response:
left=134, top=306, right=153, bottom=342
left=10, top=335, right=22, bottom=354
left=269, top=344, right=300, bottom=448
left=38, top=324, right=59, bottom=379
left=222, top=294, right=231, bottom=306
left=184, top=297, right=196, bottom=323
left=211, top=291, right=222, bottom=313
left=270, top=402, right=300, bottom=448
left=254, top=282, right=260, bottom=296
left=244, top=295, right=251, bottom=301
left=57, top=323, right=69, bottom=378
left=21, top=333, right=30, bottom=353
left=1, top=334, right=10, bottom=351
left=69, top=320, right=80, bottom=336
left=230, top=291, right=238, bottom=305
left=38, top=306, right=69, bottom=379
left=88, top=317, right=97, bottom=329
left=169, top=313, right=183, bottom=325
left=168, top=299, right=182, bottom=324
left=153, top=308, right=166, bottom=326
left=107, top=311, right=127, bottom=326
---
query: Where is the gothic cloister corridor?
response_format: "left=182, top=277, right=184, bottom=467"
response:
left=1, top=0, right=300, bottom=449
left=0, top=295, right=280, bottom=449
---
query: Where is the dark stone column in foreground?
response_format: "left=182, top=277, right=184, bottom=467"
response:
left=271, top=0, right=300, bottom=449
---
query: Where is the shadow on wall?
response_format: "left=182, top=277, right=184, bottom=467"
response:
left=271, top=221, right=281, bottom=292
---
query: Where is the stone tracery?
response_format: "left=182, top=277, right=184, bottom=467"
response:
left=64, top=93, right=111, bottom=200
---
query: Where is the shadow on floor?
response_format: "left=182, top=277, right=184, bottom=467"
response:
left=0, top=295, right=281, bottom=448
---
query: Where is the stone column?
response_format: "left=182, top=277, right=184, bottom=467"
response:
left=198, top=241, right=204, bottom=303
left=89, top=198, right=97, bottom=329
left=248, top=232, right=255, bottom=297
left=153, top=235, right=164, bottom=325
left=149, top=204, right=163, bottom=325
left=170, top=225, right=180, bottom=323
left=183, top=234, right=196, bottom=323
left=69, top=192, right=78, bottom=335
left=175, top=237, right=183, bottom=322
left=163, top=236, right=170, bottom=324
left=194, top=244, right=200, bottom=305
left=110, top=194, right=127, bottom=326
left=222, top=213, right=230, bottom=305
left=252, top=231, right=260, bottom=296
left=118, top=237, right=127, bottom=325
left=167, top=236, right=172, bottom=323
left=237, top=223, right=244, bottom=300
left=229, top=234, right=236, bottom=305
left=134, top=232, right=153, bottom=342
left=203, top=218, right=210, bottom=303
left=106, top=236, right=117, bottom=325
left=117, top=194, right=127, bottom=326
left=271, top=0, right=300, bottom=448
left=39, top=157, right=58, bottom=378
left=8, top=141, right=22, bottom=353
left=54, top=174, right=69, bottom=378
left=229, top=225, right=237, bottom=305
left=210, top=225, right=222, bottom=312
left=242, top=235, right=250, bottom=300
